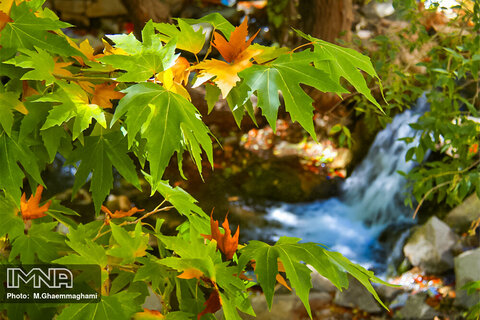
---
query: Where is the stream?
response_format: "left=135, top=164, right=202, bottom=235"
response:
left=263, top=94, right=430, bottom=271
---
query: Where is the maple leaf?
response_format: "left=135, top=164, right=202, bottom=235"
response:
left=53, top=57, right=73, bottom=77
left=155, top=57, right=191, bottom=101
left=193, top=17, right=262, bottom=97
left=133, top=309, right=165, bottom=320
left=251, top=260, right=291, bottom=291
left=91, top=83, right=125, bottom=109
left=177, top=267, right=204, bottom=280
left=101, top=205, right=144, bottom=220
left=198, top=289, right=222, bottom=320
left=203, top=213, right=239, bottom=260
left=68, top=38, right=104, bottom=65
left=20, top=185, right=51, bottom=221
left=21, top=80, right=39, bottom=101
left=212, top=17, right=259, bottom=63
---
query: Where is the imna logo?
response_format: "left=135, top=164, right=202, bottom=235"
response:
left=6, top=267, right=73, bottom=289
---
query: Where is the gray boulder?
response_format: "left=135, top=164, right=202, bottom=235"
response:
left=395, top=292, right=439, bottom=320
left=454, top=248, right=480, bottom=308
left=444, top=194, right=480, bottom=233
left=333, top=275, right=382, bottom=313
left=403, top=216, right=458, bottom=274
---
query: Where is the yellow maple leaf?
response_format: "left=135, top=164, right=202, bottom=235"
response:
left=155, top=57, right=191, bottom=101
left=67, top=38, right=104, bottom=65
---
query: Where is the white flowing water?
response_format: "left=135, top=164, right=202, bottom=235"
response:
left=266, top=95, right=429, bottom=268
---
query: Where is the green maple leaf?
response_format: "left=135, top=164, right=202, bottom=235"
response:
left=182, top=13, right=235, bottom=40
left=65, top=132, right=140, bottom=213
left=107, top=223, right=149, bottom=264
left=100, top=21, right=178, bottom=82
left=39, top=81, right=106, bottom=140
left=56, top=292, right=141, bottom=320
left=0, top=1, right=80, bottom=56
left=134, top=256, right=172, bottom=292
left=0, top=91, right=23, bottom=136
left=239, top=51, right=348, bottom=138
left=0, top=132, right=44, bottom=204
left=294, top=28, right=383, bottom=112
left=240, top=237, right=389, bottom=318
left=154, top=19, right=205, bottom=54
left=0, top=194, right=24, bottom=240
left=112, top=83, right=213, bottom=192
left=4, top=48, right=57, bottom=85
left=9, top=222, right=64, bottom=264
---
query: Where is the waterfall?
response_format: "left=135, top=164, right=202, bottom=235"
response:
left=342, top=93, right=429, bottom=225
left=265, top=94, right=429, bottom=267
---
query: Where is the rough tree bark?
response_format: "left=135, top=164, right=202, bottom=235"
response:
left=120, top=0, right=171, bottom=38
left=298, top=0, right=353, bottom=43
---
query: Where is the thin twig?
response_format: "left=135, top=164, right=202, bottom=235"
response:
left=413, top=181, right=452, bottom=219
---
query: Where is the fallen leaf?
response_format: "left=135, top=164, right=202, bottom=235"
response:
left=202, top=212, right=239, bottom=260
left=101, top=205, right=144, bottom=220
left=193, top=17, right=262, bottom=97
left=177, top=268, right=204, bottom=280
left=198, top=289, right=221, bottom=320
left=20, top=185, right=51, bottom=221
left=91, top=83, right=125, bottom=109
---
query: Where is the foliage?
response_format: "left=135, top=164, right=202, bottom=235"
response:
left=0, top=1, right=387, bottom=319
left=353, top=1, right=480, bottom=213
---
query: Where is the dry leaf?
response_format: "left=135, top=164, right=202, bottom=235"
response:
left=202, top=213, right=239, bottom=260
left=198, top=289, right=222, bottom=320
left=101, top=205, right=144, bottom=220
left=20, top=185, right=51, bottom=221
left=91, top=83, right=125, bottom=109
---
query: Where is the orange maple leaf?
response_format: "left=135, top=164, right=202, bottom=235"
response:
left=20, top=185, right=51, bottom=221
left=177, top=267, right=204, bottom=280
left=193, top=17, right=262, bottom=98
left=198, top=289, right=222, bottom=320
left=22, top=80, right=39, bottom=101
left=91, top=83, right=125, bottom=109
left=101, top=205, right=144, bottom=220
left=0, top=10, right=12, bottom=32
left=202, top=213, right=239, bottom=260
left=133, top=309, right=165, bottom=319
left=53, top=57, right=73, bottom=78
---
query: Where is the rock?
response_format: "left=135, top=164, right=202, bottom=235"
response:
left=375, top=284, right=404, bottom=303
left=454, top=247, right=480, bottom=308
left=395, top=292, right=439, bottom=320
left=142, top=286, right=162, bottom=311
left=311, top=270, right=337, bottom=293
left=444, top=194, right=480, bottom=234
left=333, top=275, right=382, bottom=313
left=246, top=293, right=299, bottom=320
left=403, top=216, right=458, bottom=274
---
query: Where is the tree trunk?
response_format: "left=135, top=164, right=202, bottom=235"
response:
left=298, top=0, right=353, bottom=43
left=120, top=0, right=171, bottom=39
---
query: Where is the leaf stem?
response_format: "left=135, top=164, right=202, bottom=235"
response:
left=289, top=42, right=313, bottom=53
left=53, top=73, right=115, bottom=82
